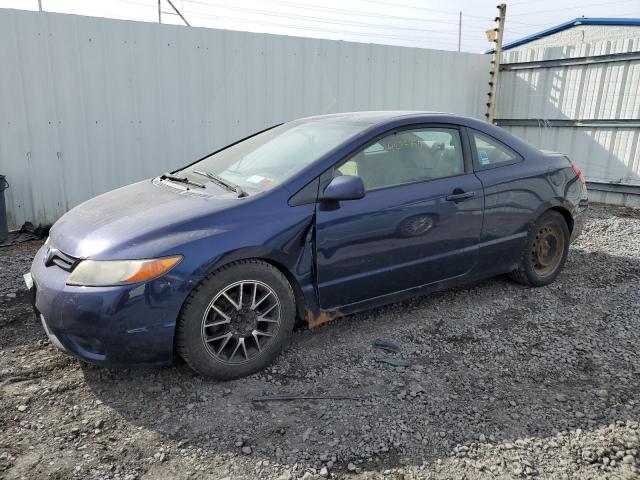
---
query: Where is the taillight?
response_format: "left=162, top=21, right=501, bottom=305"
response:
left=571, top=164, right=585, bottom=183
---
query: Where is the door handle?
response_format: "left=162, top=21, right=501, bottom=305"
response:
left=445, top=190, right=475, bottom=202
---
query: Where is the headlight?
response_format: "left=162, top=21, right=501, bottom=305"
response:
left=66, top=256, right=182, bottom=287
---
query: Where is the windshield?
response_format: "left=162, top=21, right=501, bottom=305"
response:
left=178, top=120, right=369, bottom=195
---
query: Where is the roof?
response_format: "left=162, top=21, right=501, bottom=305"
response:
left=486, top=17, right=640, bottom=53
left=294, top=111, right=506, bottom=138
left=299, top=111, right=451, bottom=124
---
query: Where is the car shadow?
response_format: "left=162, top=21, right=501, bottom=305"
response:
left=81, top=244, right=640, bottom=473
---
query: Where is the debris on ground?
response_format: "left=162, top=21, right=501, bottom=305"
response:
left=371, top=338, right=401, bottom=354
left=0, top=221, right=49, bottom=247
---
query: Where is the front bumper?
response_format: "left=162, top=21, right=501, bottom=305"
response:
left=38, top=312, right=66, bottom=352
left=28, top=245, right=188, bottom=366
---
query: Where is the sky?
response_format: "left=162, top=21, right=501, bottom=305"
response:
left=0, top=0, right=639, bottom=53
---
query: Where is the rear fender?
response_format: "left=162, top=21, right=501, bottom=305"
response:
left=529, top=199, right=575, bottom=231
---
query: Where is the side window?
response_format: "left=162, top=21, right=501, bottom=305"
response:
left=335, top=128, right=464, bottom=191
left=471, top=130, right=520, bottom=169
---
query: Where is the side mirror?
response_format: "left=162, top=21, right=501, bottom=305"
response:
left=321, top=175, right=365, bottom=201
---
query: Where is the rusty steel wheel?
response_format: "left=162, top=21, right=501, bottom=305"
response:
left=530, top=222, right=566, bottom=278
left=509, top=210, right=570, bottom=287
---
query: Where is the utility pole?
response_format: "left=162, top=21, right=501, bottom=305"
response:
left=37, top=0, right=42, bottom=12
left=458, top=11, right=462, bottom=52
left=157, top=0, right=190, bottom=26
left=485, top=3, right=506, bottom=123
left=166, top=0, right=191, bottom=26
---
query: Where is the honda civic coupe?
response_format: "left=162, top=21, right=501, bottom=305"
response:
left=27, top=112, right=588, bottom=379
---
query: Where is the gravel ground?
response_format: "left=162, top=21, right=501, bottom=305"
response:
left=1, top=203, right=639, bottom=480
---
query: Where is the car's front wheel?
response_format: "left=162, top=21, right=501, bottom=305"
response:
left=176, top=260, right=295, bottom=380
left=509, top=210, right=570, bottom=287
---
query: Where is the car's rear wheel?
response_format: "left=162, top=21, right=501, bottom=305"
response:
left=176, top=260, right=295, bottom=380
left=509, top=210, right=570, bottom=287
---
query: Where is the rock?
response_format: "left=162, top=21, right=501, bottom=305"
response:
left=595, top=389, right=609, bottom=398
left=555, top=394, right=568, bottom=402
left=319, top=467, right=329, bottom=477
left=302, top=427, right=312, bottom=442
left=347, top=463, right=356, bottom=471
left=581, top=450, right=595, bottom=463
left=241, top=446, right=252, bottom=455
left=623, top=455, right=635, bottom=464
left=16, top=405, right=28, bottom=412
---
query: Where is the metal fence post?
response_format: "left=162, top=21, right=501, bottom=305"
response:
left=486, top=4, right=506, bottom=123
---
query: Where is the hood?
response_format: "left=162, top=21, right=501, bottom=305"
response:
left=50, top=179, right=241, bottom=259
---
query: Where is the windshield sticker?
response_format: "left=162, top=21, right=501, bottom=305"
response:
left=246, top=175, right=266, bottom=183
left=479, top=150, right=490, bottom=165
left=259, top=178, right=274, bottom=186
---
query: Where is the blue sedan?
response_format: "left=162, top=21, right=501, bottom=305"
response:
left=27, top=112, right=588, bottom=379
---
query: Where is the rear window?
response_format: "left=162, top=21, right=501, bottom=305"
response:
left=470, top=130, right=521, bottom=169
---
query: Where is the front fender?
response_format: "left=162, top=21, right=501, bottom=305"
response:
left=176, top=206, right=318, bottom=327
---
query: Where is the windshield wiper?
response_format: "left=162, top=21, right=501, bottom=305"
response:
left=193, top=170, right=248, bottom=198
left=159, top=173, right=205, bottom=189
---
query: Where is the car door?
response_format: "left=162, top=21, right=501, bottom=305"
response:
left=315, top=125, right=484, bottom=310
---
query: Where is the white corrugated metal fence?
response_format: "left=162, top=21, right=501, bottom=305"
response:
left=497, top=34, right=640, bottom=207
left=0, top=9, right=490, bottom=229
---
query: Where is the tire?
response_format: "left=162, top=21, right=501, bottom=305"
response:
left=176, top=259, right=295, bottom=380
left=509, top=210, right=570, bottom=287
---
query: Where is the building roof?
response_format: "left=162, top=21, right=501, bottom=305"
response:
left=487, top=17, right=640, bottom=53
